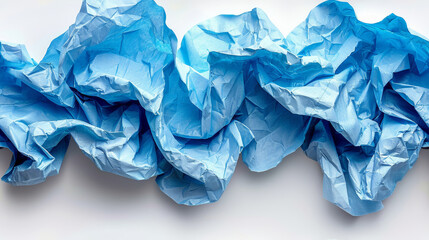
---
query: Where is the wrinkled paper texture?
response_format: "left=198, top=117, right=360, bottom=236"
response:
left=0, top=0, right=428, bottom=216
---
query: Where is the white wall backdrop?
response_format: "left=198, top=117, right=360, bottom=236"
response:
left=0, top=0, right=428, bottom=239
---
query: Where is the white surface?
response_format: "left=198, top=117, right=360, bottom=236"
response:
left=0, top=0, right=428, bottom=239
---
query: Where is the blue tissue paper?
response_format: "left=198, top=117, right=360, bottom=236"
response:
left=0, top=0, right=175, bottom=184
left=0, top=0, right=428, bottom=216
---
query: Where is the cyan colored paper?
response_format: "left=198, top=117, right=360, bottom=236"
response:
left=0, top=0, right=428, bottom=216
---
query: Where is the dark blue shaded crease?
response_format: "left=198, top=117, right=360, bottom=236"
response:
left=0, top=0, right=428, bottom=216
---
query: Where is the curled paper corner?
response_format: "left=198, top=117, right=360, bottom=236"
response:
left=0, top=0, right=428, bottom=216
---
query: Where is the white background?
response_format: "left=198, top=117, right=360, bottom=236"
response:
left=0, top=0, right=429, bottom=239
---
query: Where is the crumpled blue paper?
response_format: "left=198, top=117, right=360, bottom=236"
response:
left=288, top=0, right=429, bottom=215
left=0, top=0, right=174, bottom=184
left=0, top=0, right=428, bottom=216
